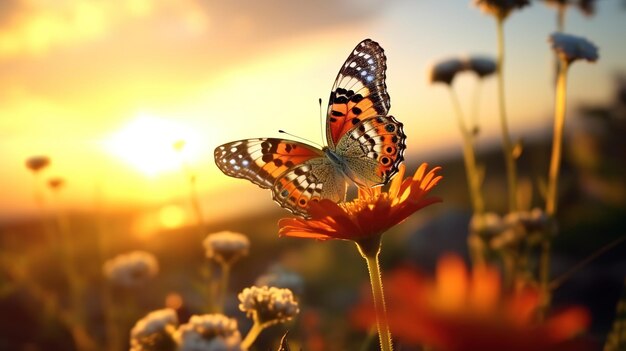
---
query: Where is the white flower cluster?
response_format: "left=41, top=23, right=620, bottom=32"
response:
left=430, top=56, right=497, bottom=85
left=203, top=231, right=250, bottom=265
left=470, top=209, right=553, bottom=250
left=176, top=314, right=244, bottom=351
left=549, top=32, right=599, bottom=64
left=130, top=309, right=178, bottom=351
left=103, top=250, right=159, bottom=287
left=130, top=311, right=244, bottom=351
left=238, top=286, right=299, bottom=327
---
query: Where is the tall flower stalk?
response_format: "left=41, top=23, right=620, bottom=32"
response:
left=542, top=32, right=598, bottom=316
left=356, top=239, right=392, bottom=351
left=473, top=0, right=529, bottom=212
left=279, top=163, right=442, bottom=351
left=203, top=231, right=250, bottom=313
left=48, top=177, right=92, bottom=351
left=430, top=56, right=495, bottom=265
left=495, top=16, right=519, bottom=213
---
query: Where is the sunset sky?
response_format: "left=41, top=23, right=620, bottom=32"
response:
left=1, top=0, right=625, bottom=223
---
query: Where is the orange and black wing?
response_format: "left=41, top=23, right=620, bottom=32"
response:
left=326, top=39, right=390, bottom=149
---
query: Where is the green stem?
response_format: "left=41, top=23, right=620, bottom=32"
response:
left=216, top=262, right=231, bottom=313
left=470, top=80, right=483, bottom=133
left=449, top=87, right=488, bottom=266
left=496, top=17, right=518, bottom=213
left=541, top=60, right=569, bottom=319
left=546, top=62, right=569, bottom=216
left=449, top=88, right=485, bottom=216
left=52, top=192, right=88, bottom=350
left=241, top=321, right=265, bottom=350
left=93, top=188, right=121, bottom=351
left=356, top=241, right=393, bottom=351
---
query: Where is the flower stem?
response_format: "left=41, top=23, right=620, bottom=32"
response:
left=216, top=262, right=231, bottom=313
left=449, top=87, right=488, bottom=266
left=541, top=60, right=569, bottom=318
left=241, top=321, right=265, bottom=350
left=356, top=241, right=393, bottom=351
left=546, top=61, right=569, bottom=216
left=495, top=17, right=518, bottom=213
left=449, top=88, right=485, bottom=216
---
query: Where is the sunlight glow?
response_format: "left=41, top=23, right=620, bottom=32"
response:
left=159, top=205, right=187, bottom=229
left=104, top=113, right=202, bottom=177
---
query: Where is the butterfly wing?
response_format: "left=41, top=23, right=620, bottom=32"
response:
left=326, top=39, right=390, bottom=149
left=214, top=138, right=346, bottom=217
left=335, top=115, right=406, bottom=187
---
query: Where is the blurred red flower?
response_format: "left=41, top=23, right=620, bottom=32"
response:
left=278, top=163, right=442, bottom=243
left=352, top=254, right=592, bottom=351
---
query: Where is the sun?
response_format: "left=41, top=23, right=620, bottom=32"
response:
left=104, top=112, right=201, bottom=176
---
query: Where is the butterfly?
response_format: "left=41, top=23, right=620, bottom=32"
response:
left=214, top=39, right=406, bottom=217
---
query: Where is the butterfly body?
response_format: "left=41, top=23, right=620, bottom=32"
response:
left=214, top=39, right=406, bottom=217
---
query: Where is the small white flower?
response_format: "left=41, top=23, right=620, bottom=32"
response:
left=549, top=32, right=599, bottom=64
left=465, top=56, right=497, bottom=78
left=473, top=0, right=530, bottom=19
left=203, top=231, right=250, bottom=265
left=176, top=314, right=243, bottom=351
left=103, top=251, right=159, bottom=287
left=238, top=286, right=299, bottom=327
left=130, top=308, right=178, bottom=351
left=429, top=58, right=466, bottom=85
left=255, top=265, right=304, bottom=295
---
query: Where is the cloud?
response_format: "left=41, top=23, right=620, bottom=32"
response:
left=0, top=0, right=212, bottom=58
left=0, top=0, right=388, bottom=59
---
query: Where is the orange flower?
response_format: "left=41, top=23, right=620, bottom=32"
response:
left=352, top=254, right=592, bottom=351
left=278, top=163, right=442, bottom=243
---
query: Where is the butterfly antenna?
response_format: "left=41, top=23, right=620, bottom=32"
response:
left=318, top=98, right=325, bottom=145
left=278, top=130, right=324, bottom=149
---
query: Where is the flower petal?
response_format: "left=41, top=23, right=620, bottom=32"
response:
left=389, top=163, right=406, bottom=198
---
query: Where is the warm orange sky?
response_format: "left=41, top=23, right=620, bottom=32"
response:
left=1, top=0, right=625, bottom=222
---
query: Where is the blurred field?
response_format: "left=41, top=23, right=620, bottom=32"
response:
left=2, top=94, right=625, bottom=349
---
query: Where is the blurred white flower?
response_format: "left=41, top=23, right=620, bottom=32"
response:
left=549, top=32, right=599, bottom=64
left=203, top=231, right=250, bottom=265
left=238, top=286, right=299, bottom=327
left=465, top=56, right=497, bottom=78
left=475, top=209, right=553, bottom=250
left=176, top=314, right=244, bottom=351
left=130, top=308, right=179, bottom=351
left=429, top=58, right=466, bottom=85
left=103, top=250, right=159, bottom=287
left=469, top=212, right=506, bottom=237
left=255, top=265, right=304, bottom=295
left=25, top=155, right=50, bottom=173
left=473, top=0, right=530, bottom=19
